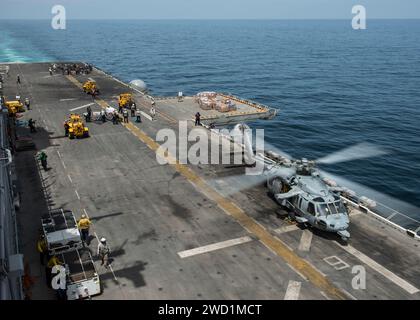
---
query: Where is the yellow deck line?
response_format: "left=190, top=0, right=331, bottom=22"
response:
left=66, top=75, right=348, bottom=300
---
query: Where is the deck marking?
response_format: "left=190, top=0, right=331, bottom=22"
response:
left=66, top=75, right=348, bottom=300
left=69, top=102, right=95, bottom=112
left=61, top=160, right=66, bottom=169
left=274, top=224, right=299, bottom=235
left=140, top=111, right=152, bottom=121
left=298, top=230, right=313, bottom=252
left=67, top=174, right=73, bottom=183
left=320, top=291, right=332, bottom=300
left=60, top=98, right=77, bottom=102
left=335, top=242, right=420, bottom=294
left=284, top=281, right=301, bottom=300
left=323, top=256, right=350, bottom=271
left=75, top=189, right=80, bottom=200
left=57, top=150, right=62, bottom=158
left=340, top=288, right=358, bottom=300
left=178, top=236, right=253, bottom=258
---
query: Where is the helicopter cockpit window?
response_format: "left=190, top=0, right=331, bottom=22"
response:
left=313, top=197, right=324, bottom=202
left=335, top=201, right=346, bottom=214
left=307, top=202, right=315, bottom=216
left=317, top=204, right=330, bottom=216
left=328, top=203, right=338, bottom=215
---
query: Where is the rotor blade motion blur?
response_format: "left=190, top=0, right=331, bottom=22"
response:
left=316, top=143, right=388, bottom=165
left=319, top=169, right=420, bottom=219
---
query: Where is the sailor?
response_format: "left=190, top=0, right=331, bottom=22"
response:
left=49, top=67, right=53, bottom=76
left=47, top=255, right=63, bottom=268
left=17, top=74, right=21, bottom=85
left=77, top=214, right=92, bottom=245
left=24, top=97, right=30, bottom=110
left=97, top=238, right=110, bottom=267
left=123, top=108, right=129, bottom=123
left=28, top=118, right=36, bottom=133
left=64, top=120, right=69, bottom=136
left=178, top=91, right=183, bottom=102
left=150, top=106, right=156, bottom=121
left=112, top=111, right=118, bottom=125
left=135, top=109, right=141, bottom=123
left=86, top=105, right=92, bottom=122
left=130, top=103, right=136, bottom=117
left=38, top=151, right=48, bottom=170
left=118, top=103, right=123, bottom=114
left=36, top=234, right=48, bottom=266
left=101, top=109, right=106, bottom=123
left=195, top=112, right=201, bottom=126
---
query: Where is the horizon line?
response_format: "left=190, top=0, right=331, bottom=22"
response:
left=1, top=18, right=420, bottom=21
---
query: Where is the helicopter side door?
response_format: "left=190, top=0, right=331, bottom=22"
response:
left=300, top=198, right=317, bottom=226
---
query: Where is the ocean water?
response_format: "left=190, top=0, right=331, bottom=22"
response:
left=1, top=19, right=419, bottom=218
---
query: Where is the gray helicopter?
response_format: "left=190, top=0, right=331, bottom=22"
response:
left=265, top=157, right=351, bottom=240
left=212, top=123, right=389, bottom=241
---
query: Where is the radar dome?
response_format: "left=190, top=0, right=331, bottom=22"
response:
left=129, top=79, right=148, bottom=93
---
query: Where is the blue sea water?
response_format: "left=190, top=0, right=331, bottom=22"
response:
left=1, top=19, right=419, bottom=217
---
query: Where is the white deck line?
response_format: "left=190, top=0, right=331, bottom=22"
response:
left=298, top=230, right=313, bottom=252
left=284, top=281, right=301, bottom=300
left=178, top=236, right=253, bottom=258
left=69, top=102, right=95, bottom=112
left=140, top=111, right=152, bottom=121
left=336, top=242, right=419, bottom=294
left=274, top=224, right=299, bottom=235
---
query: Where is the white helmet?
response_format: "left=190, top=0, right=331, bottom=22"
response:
left=100, top=237, right=106, bottom=243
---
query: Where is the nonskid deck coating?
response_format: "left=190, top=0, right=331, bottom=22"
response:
left=3, top=62, right=420, bottom=300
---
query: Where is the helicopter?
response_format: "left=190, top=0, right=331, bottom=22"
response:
left=210, top=123, right=390, bottom=241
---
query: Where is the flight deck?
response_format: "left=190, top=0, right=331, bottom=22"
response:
left=2, top=62, right=420, bottom=300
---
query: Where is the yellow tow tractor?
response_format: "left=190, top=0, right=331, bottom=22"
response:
left=5, top=100, right=25, bottom=116
left=118, top=93, right=133, bottom=108
left=65, top=114, right=89, bottom=139
left=82, top=80, right=99, bottom=95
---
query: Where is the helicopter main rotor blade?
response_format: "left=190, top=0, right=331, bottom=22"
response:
left=316, top=143, right=388, bottom=165
left=208, top=173, right=268, bottom=197
left=319, top=169, right=420, bottom=219
left=208, top=165, right=296, bottom=197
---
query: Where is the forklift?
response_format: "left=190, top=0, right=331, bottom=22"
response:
left=83, top=80, right=99, bottom=95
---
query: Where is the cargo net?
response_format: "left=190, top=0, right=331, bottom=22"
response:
left=195, top=92, right=237, bottom=113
